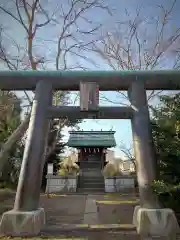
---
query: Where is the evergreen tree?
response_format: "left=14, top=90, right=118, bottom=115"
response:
left=0, top=91, right=21, bottom=143
left=41, top=118, right=81, bottom=190
left=151, top=93, right=180, bottom=212
left=0, top=91, right=22, bottom=187
left=151, top=94, right=180, bottom=184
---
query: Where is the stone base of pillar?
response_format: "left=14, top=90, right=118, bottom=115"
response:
left=133, top=206, right=180, bottom=239
left=0, top=208, right=45, bottom=237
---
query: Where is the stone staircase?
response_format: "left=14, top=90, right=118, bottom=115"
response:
left=41, top=225, right=140, bottom=239
left=78, top=161, right=105, bottom=193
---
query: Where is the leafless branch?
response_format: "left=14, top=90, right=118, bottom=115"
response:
left=119, top=141, right=134, bottom=160
left=0, top=0, right=112, bottom=168
left=93, top=1, right=180, bottom=103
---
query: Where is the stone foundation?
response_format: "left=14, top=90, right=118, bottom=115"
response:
left=133, top=206, right=180, bottom=239
left=46, top=175, right=77, bottom=193
left=104, top=176, right=135, bottom=193
left=0, top=208, right=45, bottom=237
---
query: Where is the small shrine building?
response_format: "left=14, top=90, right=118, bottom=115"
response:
left=67, top=130, right=116, bottom=169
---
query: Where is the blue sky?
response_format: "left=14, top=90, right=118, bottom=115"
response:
left=0, top=0, right=180, bottom=158
left=58, top=0, right=180, bottom=158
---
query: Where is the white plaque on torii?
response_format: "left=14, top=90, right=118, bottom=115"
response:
left=80, top=82, right=99, bottom=111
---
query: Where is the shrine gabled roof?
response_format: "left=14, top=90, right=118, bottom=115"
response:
left=67, top=131, right=116, bottom=148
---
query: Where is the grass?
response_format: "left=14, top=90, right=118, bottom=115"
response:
left=87, top=224, right=135, bottom=229
left=0, top=238, right=88, bottom=240
left=0, top=189, right=15, bottom=216
left=103, top=193, right=138, bottom=199
left=103, top=193, right=122, bottom=199
left=41, top=194, right=67, bottom=197
left=96, top=200, right=139, bottom=204
left=0, top=188, right=15, bottom=197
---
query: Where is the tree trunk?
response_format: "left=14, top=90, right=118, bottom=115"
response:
left=0, top=115, right=30, bottom=172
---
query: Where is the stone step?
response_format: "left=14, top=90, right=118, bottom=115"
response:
left=80, top=167, right=102, bottom=170
left=80, top=179, right=104, bottom=183
left=80, top=181, right=104, bottom=184
left=80, top=175, right=103, bottom=179
left=80, top=175, right=104, bottom=178
left=80, top=174, right=103, bottom=178
left=80, top=160, right=102, bottom=164
left=80, top=162, right=102, bottom=165
left=78, top=173, right=105, bottom=192
left=79, top=179, right=104, bottom=185
left=80, top=168, right=102, bottom=171
left=42, top=224, right=137, bottom=231
left=79, top=181, right=104, bottom=187
left=78, top=185, right=104, bottom=189
left=79, top=174, right=103, bottom=178
left=80, top=170, right=102, bottom=173
left=41, top=224, right=139, bottom=239
left=80, top=171, right=103, bottom=175
left=78, top=188, right=104, bottom=193
left=80, top=164, right=102, bottom=167
left=81, top=168, right=102, bottom=172
left=80, top=165, right=102, bottom=169
left=79, top=182, right=104, bottom=187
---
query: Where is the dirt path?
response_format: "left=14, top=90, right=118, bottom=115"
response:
left=40, top=193, right=140, bottom=239
left=40, top=194, right=87, bottom=226
left=1, top=192, right=179, bottom=239
left=0, top=192, right=139, bottom=235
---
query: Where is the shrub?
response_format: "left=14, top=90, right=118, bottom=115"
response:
left=102, top=162, right=118, bottom=177
left=152, top=180, right=180, bottom=212
left=58, top=168, right=66, bottom=176
left=59, top=157, right=79, bottom=176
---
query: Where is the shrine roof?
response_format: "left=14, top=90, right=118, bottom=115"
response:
left=67, top=131, right=116, bottom=148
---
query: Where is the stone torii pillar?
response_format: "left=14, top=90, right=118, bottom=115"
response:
left=0, top=81, right=53, bottom=236
left=129, top=80, right=179, bottom=239
left=129, top=80, right=159, bottom=209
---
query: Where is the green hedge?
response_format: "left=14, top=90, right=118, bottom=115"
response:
left=152, top=180, right=180, bottom=212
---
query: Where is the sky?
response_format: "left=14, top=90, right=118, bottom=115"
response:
left=0, top=0, right=180, bottom=158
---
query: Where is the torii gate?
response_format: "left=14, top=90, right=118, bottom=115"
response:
left=0, top=70, right=179, bottom=238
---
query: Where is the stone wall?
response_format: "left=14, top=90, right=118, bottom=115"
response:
left=46, top=175, right=77, bottom=193
left=104, top=176, right=135, bottom=193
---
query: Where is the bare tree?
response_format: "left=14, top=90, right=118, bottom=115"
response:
left=0, top=0, right=111, bottom=171
left=92, top=1, right=180, bottom=177
left=93, top=0, right=180, bottom=104
left=119, top=141, right=134, bottom=160
left=118, top=141, right=136, bottom=171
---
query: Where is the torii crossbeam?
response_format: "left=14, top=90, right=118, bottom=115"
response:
left=0, top=70, right=179, bottom=238
left=0, top=70, right=180, bottom=90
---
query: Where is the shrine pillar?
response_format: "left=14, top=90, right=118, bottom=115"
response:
left=129, top=80, right=159, bottom=208
left=129, top=80, right=179, bottom=238
left=0, top=81, right=52, bottom=236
